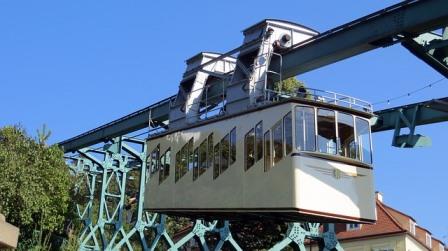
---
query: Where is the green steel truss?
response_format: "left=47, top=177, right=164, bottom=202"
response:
left=67, top=136, right=344, bottom=250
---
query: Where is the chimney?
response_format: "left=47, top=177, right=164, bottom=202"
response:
left=376, top=191, right=383, bottom=202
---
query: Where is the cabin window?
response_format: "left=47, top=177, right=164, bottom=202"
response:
left=188, top=138, right=194, bottom=171
left=213, top=143, right=220, bottom=179
left=295, top=106, right=316, bottom=151
left=150, top=145, right=160, bottom=175
left=255, top=121, right=263, bottom=161
left=245, top=128, right=255, bottom=170
left=193, top=148, right=199, bottom=181
left=264, top=131, right=271, bottom=172
left=230, top=127, right=237, bottom=165
left=317, top=109, right=337, bottom=155
left=221, top=134, right=230, bottom=174
left=175, top=151, right=181, bottom=182
left=159, top=152, right=165, bottom=184
left=199, top=139, right=207, bottom=177
left=159, top=148, right=171, bottom=184
left=175, top=138, right=192, bottom=182
left=355, top=117, right=372, bottom=164
left=207, top=133, right=214, bottom=169
left=273, top=121, right=283, bottom=164
left=338, top=112, right=356, bottom=159
left=284, top=112, right=293, bottom=155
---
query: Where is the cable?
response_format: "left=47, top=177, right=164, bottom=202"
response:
left=372, top=78, right=447, bottom=106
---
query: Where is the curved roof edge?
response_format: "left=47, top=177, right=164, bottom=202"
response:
left=242, top=19, right=319, bottom=35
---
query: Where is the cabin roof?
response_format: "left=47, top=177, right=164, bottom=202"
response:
left=242, top=19, right=319, bottom=35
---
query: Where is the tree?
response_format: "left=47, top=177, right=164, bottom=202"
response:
left=274, top=77, right=306, bottom=93
left=0, top=125, right=73, bottom=248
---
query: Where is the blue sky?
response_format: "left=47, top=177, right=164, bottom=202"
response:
left=0, top=0, right=447, bottom=242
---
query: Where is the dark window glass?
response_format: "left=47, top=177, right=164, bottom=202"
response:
left=159, top=152, right=165, bottom=184
left=207, top=134, right=214, bottom=169
left=181, top=144, right=188, bottom=179
left=255, top=122, right=263, bottom=161
left=355, top=117, right=372, bottom=164
left=159, top=148, right=171, bottom=184
left=213, top=143, right=220, bottom=179
left=164, top=148, right=170, bottom=181
left=264, top=131, right=271, bottom=172
left=273, top=122, right=283, bottom=164
left=193, top=148, right=199, bottom=181
left=150, top=145, right=160, bottom=175
left=221, top=134, right=230, bottom=173
left=230, top=128, right=236, bottom=165
left=284, top=112, right=293, bottom=155
left=245, top=128, right=255, bottom=170
left=338, top=112, right=356, bottom=159
left=317, top=109, right=337, bottom=155
left=295, top=106, right=316, bottom=151
left=175, top=150, right=181, bottom=182
left=188, top=138, right=194, bottom=171
left=199, top=139, right=207, bottom=177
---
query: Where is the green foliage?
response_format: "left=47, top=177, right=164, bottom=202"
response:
left=0, top=125, right=73, bottom=248
left=274, top=77, right=305, bottom=93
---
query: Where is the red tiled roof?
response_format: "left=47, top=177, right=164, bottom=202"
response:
left=336, top=200, right=406, bottom=240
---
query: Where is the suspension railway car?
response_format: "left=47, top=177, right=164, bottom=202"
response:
left=143, top=19, right=376, bottom=224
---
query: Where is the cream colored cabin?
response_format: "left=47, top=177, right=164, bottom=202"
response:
left=143, top=19, right=377, bottom=224
left=144, top=98, right=376, bottom=223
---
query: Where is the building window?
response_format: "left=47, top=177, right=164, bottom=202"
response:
left=273, top=121, right=283, bottom=165
left=295, top=106, right=316, bottom=151
left=192, top=148, right=199, bottom=181
left=230, top=128, right=236, bottom=165
left=220, top=134, right=230, bottom=174
left=159, top=148, right=171, bottom=184
left=245, top=128, right=255, bottom=170
left=317, top=109, right=337, bottom=155
left=346, top=223, right=361, bottom=231
left=355, top=117, right=372, bottom=164
left=409, top=220, right=416, bottom=235
left=337, top=112, right=356, bottom=159
left=255, top=121, right=263, bottom=161
left=439, top=243, right=444, bottom=251
left=426, top=233, right=432, bottom=248
left=284, top=112, right=293, bottom=155
left=264, top=131, right=271, bottom=172
left=213, top=143, right=220, bottom=179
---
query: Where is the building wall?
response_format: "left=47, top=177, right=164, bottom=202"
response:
left=307, top=233, right=431, bottom=251
left=339, top=234, right=406, bottom=251
left=405, top=234, right=431, bottom=251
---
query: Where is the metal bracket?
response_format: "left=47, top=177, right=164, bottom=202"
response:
left=392, top=106, right=431, bottom=148
left=269, top=223, right=343, bottom=251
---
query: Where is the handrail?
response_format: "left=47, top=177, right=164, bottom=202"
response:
left=265, top=87, right=373, bottom=113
